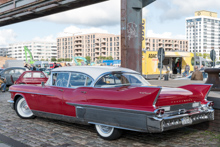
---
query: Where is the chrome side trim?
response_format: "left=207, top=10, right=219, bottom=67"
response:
left=88, top=122, right=144, bottom=132
left=153, top=87, right=162, bottom=108
left=9, top=90, right=54, bottom=96
left=66, top=102, right=154, bottom=115
left=7, top=100, right=14, bottom=104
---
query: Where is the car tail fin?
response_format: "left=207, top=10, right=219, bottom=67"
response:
left=178, top=84, right=212, bottom=102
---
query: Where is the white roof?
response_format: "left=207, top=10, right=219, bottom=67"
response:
left=52, top=66, right=139, bottom=79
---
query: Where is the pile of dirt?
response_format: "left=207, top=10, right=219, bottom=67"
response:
left=0, top=57, right=16, bottom=68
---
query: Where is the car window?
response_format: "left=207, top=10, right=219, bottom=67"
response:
left=8, top=70, right=15, bottom=75
left=14, top=69, right=25, bottom=74
left=23, top=72, right=32, bottom=78
left=95, top=73, right=150, bottom=88
left=69, top=73, right=93, bottom=88
left=52, top=72, right=70, bottom=87
left=33, top=72, right=45, bottom=78
left=50, top=64, right=53, bottom=67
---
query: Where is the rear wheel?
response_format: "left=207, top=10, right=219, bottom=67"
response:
left=95, top=124, right=122, bottom=140
left=15, top=97, right=35, bottom=119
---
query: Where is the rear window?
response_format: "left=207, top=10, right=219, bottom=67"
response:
left=33, top=72, right=45, bottom=78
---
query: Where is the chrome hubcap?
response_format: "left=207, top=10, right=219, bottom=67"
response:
left=17, top=98, right=33, bottom=117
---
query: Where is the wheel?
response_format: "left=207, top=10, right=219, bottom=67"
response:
left=95, top=124, right=123, bottom=140
left=15, top=97, right=35, bottom=119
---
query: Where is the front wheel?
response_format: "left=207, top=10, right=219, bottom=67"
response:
left=95, top=124, right=123, bottom=140
left=15, top=97, right=35, bottom=119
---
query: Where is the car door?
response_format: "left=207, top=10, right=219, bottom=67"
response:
left=35, top=72, right=70, bottom=115
left=62, top=72, right=93, bottom=117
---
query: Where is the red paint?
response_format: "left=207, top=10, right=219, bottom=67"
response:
left=15, top=71, right=48, bottom=85
left=9, top=84, right=212, bottom=118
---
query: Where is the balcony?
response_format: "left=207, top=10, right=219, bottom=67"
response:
left=75, top=49, right=82, bottom=53
left=74, top=41, right=82, bottom=45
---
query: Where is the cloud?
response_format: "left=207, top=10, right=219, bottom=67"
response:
left=39, top=0, right=120, bottom=27
left=147, top=30, right=185, bottom=39
left=156, top=0, right=220, bottom=22
left=32, top=35, right=56, bottom=42
left=0, top=29, right=17, bottom=46
left=57, top=26, right=109, bottom=37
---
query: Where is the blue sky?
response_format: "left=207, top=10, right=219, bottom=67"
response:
left=1, top=0, right=220, bottom=47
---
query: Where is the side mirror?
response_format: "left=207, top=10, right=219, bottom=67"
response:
left=41, top=82, right=45, bottom=88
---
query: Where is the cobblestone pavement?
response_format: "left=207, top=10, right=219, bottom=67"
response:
left=1, top=90, right=220, bottom=147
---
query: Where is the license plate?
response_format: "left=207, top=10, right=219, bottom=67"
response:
left=181, top=117, right=192, bottom=125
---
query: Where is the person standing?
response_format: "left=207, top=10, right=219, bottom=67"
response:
left=175, top=59, right=181, bottom=74
left=0, top=75, right=6, bottom=92
left=200, top=65, right=205, bottom=71
left=54, top=63, right=59, bottom=68
left=191, top=66, right=203, bottom=81
left=183, top=64, right=190, bottom=77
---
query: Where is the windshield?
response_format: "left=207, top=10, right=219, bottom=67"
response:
left=95, top=73, right=150, bottom=88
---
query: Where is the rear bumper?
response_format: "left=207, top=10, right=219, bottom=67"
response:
left=147, top=110, right=214, bottom=133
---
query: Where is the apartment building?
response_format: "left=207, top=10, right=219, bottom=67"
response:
left=0, top=47, right=9, bottom=57
left=186, top=10, right=220, bottom=59
left=57, top=33, right=120, bottom=62
left=145, top=37, right=188, bottom=52
left=8, top=41, right=57, bottom=61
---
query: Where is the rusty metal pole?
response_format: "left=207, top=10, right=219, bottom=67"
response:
left=121, top=0, right=155, bottom=73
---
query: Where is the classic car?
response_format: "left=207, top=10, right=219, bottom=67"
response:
left=8, top=66, right=214, bottom=140
left=0, top=67, right=28, bottom=86
left=14, top=71, right=48, bottom=85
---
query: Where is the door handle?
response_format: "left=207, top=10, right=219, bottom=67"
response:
left=58, top=89, right=64, bottom=92
left=81, top=91, right=87, bottom=94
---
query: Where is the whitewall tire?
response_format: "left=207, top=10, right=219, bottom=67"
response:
left=95, top=124, right=122, bottom=140
left=15, top=97, right=35, bottom=119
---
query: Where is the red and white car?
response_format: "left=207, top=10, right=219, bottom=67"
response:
left=14, top=71, right=48, bottom=85
left=8, top=66, right=214, bottom=140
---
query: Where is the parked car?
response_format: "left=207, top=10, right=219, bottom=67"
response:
left=8, top=66, right=214, bottom=140
left=0, top=67, right=28, bottom=85
left=14, top=71, right=48, bottom=85
left=49, top=63, right=62, bottom=69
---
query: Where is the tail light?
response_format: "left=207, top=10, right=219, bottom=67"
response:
left=207, top=102, right=214, bottom=108
left=155, top=109, right=165, bottom=117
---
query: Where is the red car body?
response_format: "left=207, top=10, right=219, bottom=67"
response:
left=8, top=66, right=214, bottom=140
left=14, top=71, right=48, bottom=85
left=49, top=63, right=62, bottom=69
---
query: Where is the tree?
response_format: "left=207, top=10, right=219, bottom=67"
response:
left=57, top=58, right=62, bottom=62
left=203, top=53, right=209, bottom=59
left=106, top=56, right=113, bottom=60
left=85, top=56, right=91, bottom=63
left=41, top=59, right=45, bottom=61
left=51, top=58, right=56, bottom=62
left=196, top=53, right=202, bottom=57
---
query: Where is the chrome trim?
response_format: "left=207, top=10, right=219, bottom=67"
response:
left=7, top=100, right=14, bottom=104
left=66, top=102, right=154, bottom=115
left=9, top=90, right=54, bottom=96
left=153, top=87, right=162, bottom=108
left=88, top=122, right=144, bottom=132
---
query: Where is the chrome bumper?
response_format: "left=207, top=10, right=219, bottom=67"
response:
left=7, top=100, right=14, bottom=109
left=147, top=110, right=214, bottom=133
